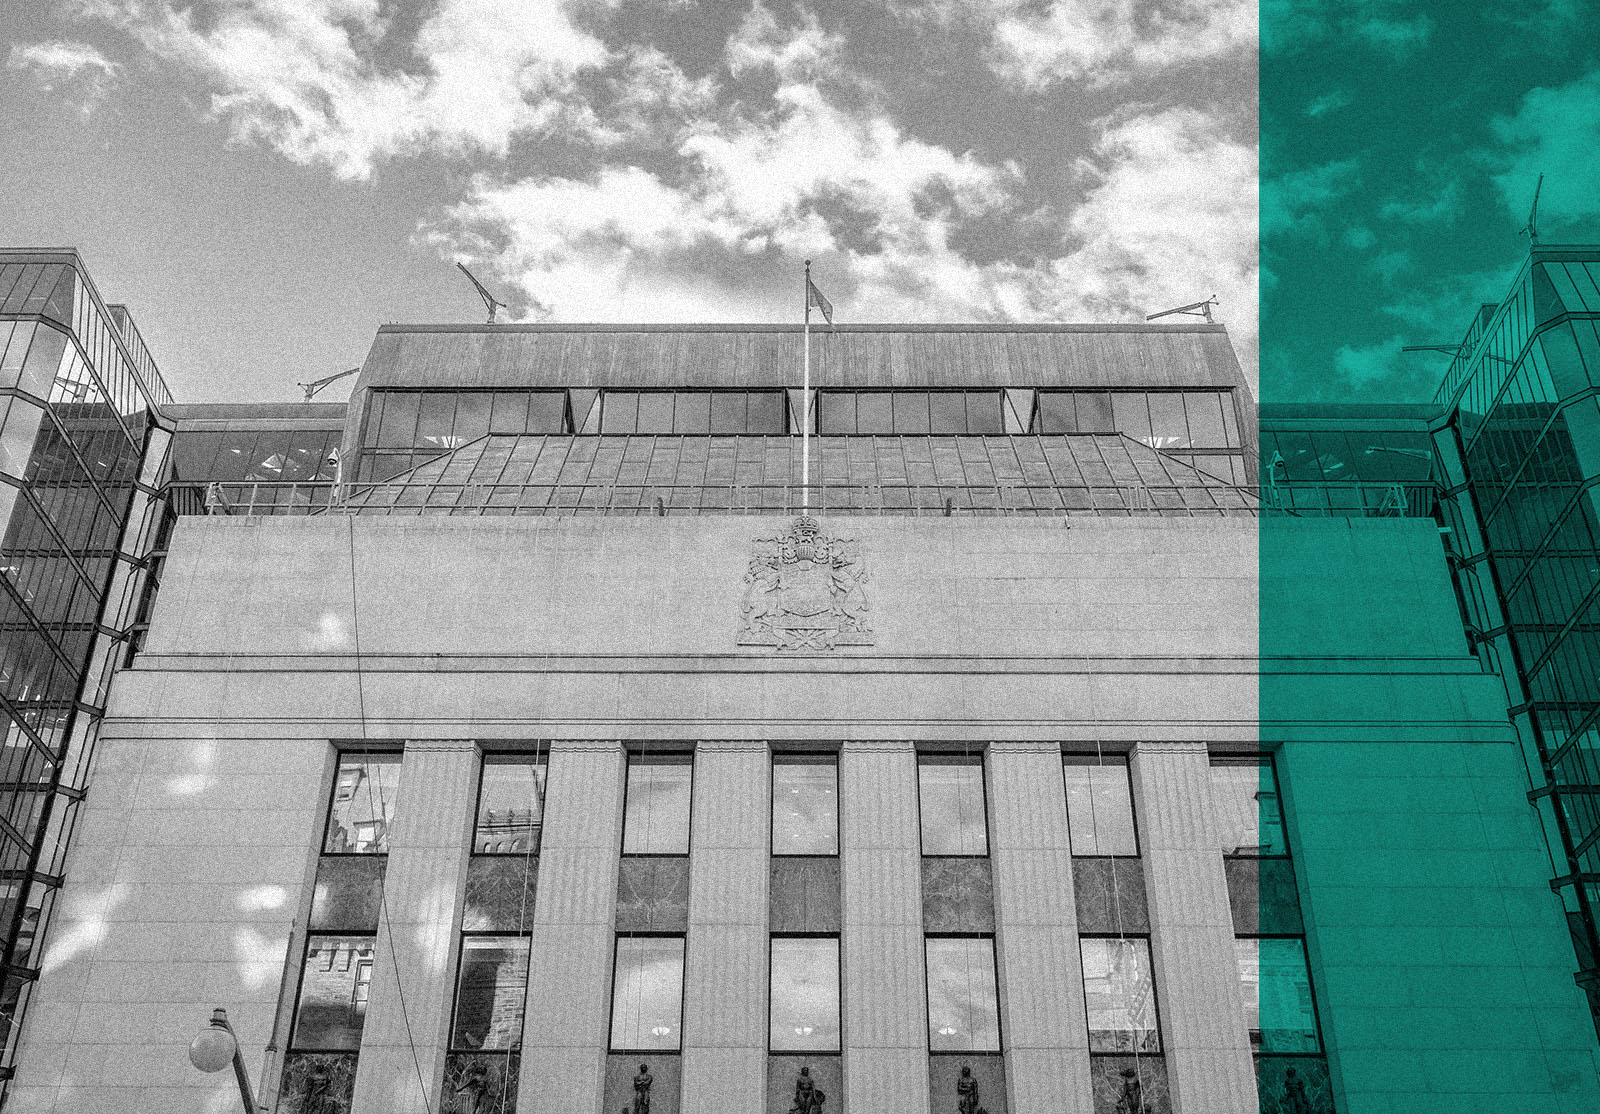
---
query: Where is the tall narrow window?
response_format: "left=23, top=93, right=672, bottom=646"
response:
left=772, top=757, right=839, bottom=855
left=924, top=937, right=1001, bottom=1051
left=1079, top=937, right=1161, bottom=1053
left=918, top=757, right=989, bottom=856
left=323, top=753, right=401, bottom=854
left=770, top=937, right=841, bottom=1051
left=622, top=755, right=693, bottom=855
left=475, top=757, right=546, bottom=854
left=451, top=937, right=532, bottom=1050
left=1235, top=938, right=1320, bottom=1053
left=289, top=936, right=376, bottom=1051
left=1210, top=759, right=1286, bottom=856
left=609, top=936, right=686, bottom=1050
left=1062, top=755, right=1138, bottom=856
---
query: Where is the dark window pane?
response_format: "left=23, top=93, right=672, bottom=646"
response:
left=211, top=432, right=259, bottom=481
left=489, top=393, right=528, bottom=435
left=929, top=392, right=966, bottom=434
left=637, top=393, right=674, bottom=433
left=1146, top=393, right=1189, bottom=448
left=1209, top=760, right=1286, bottom=856
left=820, top=392, right=856, bottom=435
left=966, top=392, right=1003, bottom=434
left=1004, top=388, right=1035, bottom=434
left=452, top=936, right=530, bottom=1050
left=1081, top=937, right=1160, bottom=1052
left=324, top=754, right=401, bottom=854
left=1076, top=392, right=1114, bottom=433
left=773, top=759, right=838, bottom=855
left=770, top=937, right=840, bottom=1051
left=919, top=760, right=988, bottom=856
left=893, top=392, right=930, bottom=434
left=1112, top=393, right=1152, bottom=443
left=1038, top=392, right=1076, bottom=433
left=1062, top=758, right=1137, bottom=855
left=172, top=432, right=224, bottom=479
left=856, top=392, right=893, bottom=434
left=376, top=392, right=420, bottom=448
left=476, top=758, right=546, bottom=854
left=453, top=393, right=492, bottom=445
left=925, top=937, right=1000, bottom=1051
left=291, top=935, right=375, bottom=1051
left=1236, top=938, right=1320, bottom=1053
left=417, top=393, right=457, bottom=450
left=1220, top=392, right=1240, bottom=446
left=527, top=391, right=566, bottom=433
left=602, top=393, right=638, bottom=434
left=747, top=391, right=785, bottom=434
left=674, top=392, right=710, bottom=434
left=1184, top=393, right=1227, bottom=448
left=623, top=757, right=692, bottom=854
left=710, top=393, right=746, bottom=434
left=571, top=389, right=600, bottom=433
left=609, top=937, right=684, bottom=1050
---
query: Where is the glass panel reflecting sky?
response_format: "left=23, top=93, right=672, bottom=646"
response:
left=1209, top=761, right=1286, bottom=856
left=610, top=937, right=685, bottom=1050
left=291, top=936, right=375, bottom=1051
left=925, top=937, right=1000, bottom=1051
left=769, top=937, right=841, bottom=1051
left=324, top=754, right=401, bottom=854
left=475, top=758, right=546, bottom=854
left=452, top=936, right=530, bottom=1051
left=623, top=758, right=693, bottom=855
left=1080, top=937, right=1160, bottom=1053
left=918, top=760, right=988, bottom=856
left=773, top=759, right=838, bottom=855
left=1062, top=759, right=1137, bottom=856
left=1235, top=937, right=1320, bottom=1053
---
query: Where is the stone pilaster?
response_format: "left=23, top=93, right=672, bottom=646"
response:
left=351, top=739, right=478, bottom=1114
left=681, top=740, right=771, bottom=1111
left=518, top=740, right=627, bottom=1114
left=986, top=741, right=1093, bottom=1114
left=841, top=740, right=928, bottom=1114
left=1128, top=741, right=1254, bottom=1114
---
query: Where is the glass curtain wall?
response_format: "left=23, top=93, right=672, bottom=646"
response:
left=0, top=256, right=174, bottom=1089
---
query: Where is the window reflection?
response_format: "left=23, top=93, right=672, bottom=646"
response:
left=1080, top=937, right=1160, bottom=1053
left=1034, top=390, right=1239, bottom=447
left=1209, top=760, right=1286, bottom=856
left=609, top=937, right=685, bottom=1050
left=770, top=937, right=841, bottom=1051
left=1235, top=938, right=1320, bottom=1053
left=451, top=936, right=530, bottom=1050
left=290, top=935, right=375, bottom=1051
left=820, top=391, right=1004, bottom=435
left=599, top=391, right=787, bottom=434
left=324, top=754, right=401, bottom=854
left=1062, top=757, right=1137, bottom=856
left=918, top=759, right=988, bottom=856
left=623, top=757, right=693, bottom=855
left=475, top=757, right=546, bottom=854
left=925, top=937, right=1001, bottom=1051
left=773, top=759, right=839, bottom=855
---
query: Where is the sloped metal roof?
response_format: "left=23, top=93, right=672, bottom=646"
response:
left=337, top=433, right=1257, bottom=517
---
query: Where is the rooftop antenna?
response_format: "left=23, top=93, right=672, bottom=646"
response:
left=1520, top=173, right=1544, bottom=245
left=298, top=366, right=360, bottom=401
left=1146, top=295, right=1219, bottom=324
left=457, top=262, right=507, bottom=324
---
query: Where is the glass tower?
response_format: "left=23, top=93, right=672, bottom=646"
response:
left=0, top=251, right=174, bottom=1086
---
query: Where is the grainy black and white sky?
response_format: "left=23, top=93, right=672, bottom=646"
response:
left=0, top=1, right=1258, bottom=402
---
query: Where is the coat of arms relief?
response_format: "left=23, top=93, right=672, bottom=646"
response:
left=738, top=515, right=872, bottom=651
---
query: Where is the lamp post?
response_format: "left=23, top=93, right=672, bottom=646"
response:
left=189, top=1007, right=262, bottom=1114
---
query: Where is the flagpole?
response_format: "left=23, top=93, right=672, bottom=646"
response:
left=802, top=259, right=812, bottom=513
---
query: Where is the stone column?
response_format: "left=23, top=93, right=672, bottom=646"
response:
left=986, top=741, right=1094, bottom=1114
left=841, top=740, right=929, bottom=1114
left=518, top=740, right=627, bottom=1114
left=351, top=739, right=478, bottom=1114
left=681, top=740, right=770, bottom=1111
left=1128, top=741, right=1254, bottom=1114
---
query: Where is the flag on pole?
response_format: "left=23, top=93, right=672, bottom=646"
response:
left=806, top=274, right=834, bottom=326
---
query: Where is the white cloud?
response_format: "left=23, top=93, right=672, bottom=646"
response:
left=985, top=0, right=1257, bottom=88
left=7, top=40, right=120, bottom=110
left=77, top=0, right=609, bottom=179
left=1489, top=68, right=1600, bottom=228
left=1333, top=334, right=1405, bottom=388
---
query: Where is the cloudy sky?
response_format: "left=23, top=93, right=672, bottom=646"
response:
left=1261, top=0, right=1600, bottom=402
left=1, top=0, right=1257, bottom=402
